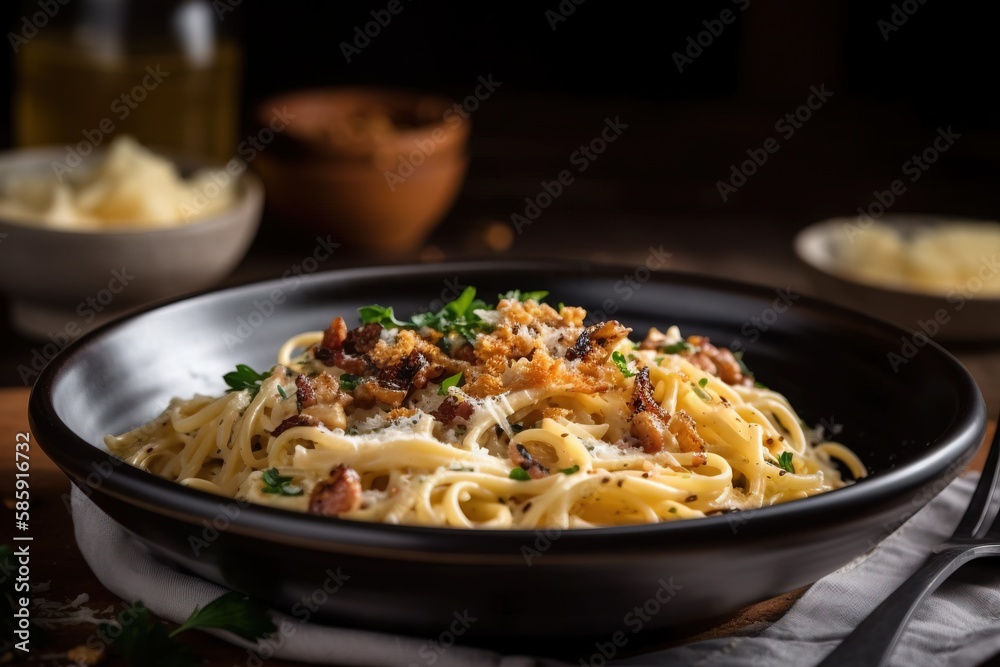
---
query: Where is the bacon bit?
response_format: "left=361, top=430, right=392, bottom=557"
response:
left=320, top=316, right=348, bottom=351
left=566, top=321, right=631, bottom=363
left=630, top=412, right=668, bottom=453
left=509, top=442, right=548, bottom=479
left=308, top=464, right=362, bottom=516
left=353, top=381, right=407, bottom=409
left=628, top=367, right=672, bottom=452
left=629, top=367, right=665, bottom=417
left=690, top=452, right=708, bottom=467
left=270, top=413, right=319, bottom=436
left=296, top=373, right=316, bottom=410
left=302, top=403, right=347, bottom=431
left=685, top=335, right=753, bottom=387
left=639, top=327, right=669, bottom=350
left=315, top=317, right=372, bottom=374
left=431, top=395, right=475, bottom=425
left=668, top=409, right=706, bottom=453
left=343, top=323, right=382, bottom=355
left=452, top=343, right=477, bottom=363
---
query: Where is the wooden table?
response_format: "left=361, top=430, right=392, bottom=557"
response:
left=1, top=387, right=993, bottom=666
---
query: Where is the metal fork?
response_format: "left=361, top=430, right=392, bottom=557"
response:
left=818, top=418, right=1000, bottom=667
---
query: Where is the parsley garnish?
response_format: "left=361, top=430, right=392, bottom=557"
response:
left=509, top=467, right=532, bottom=481
left=338, top=374, right=361, bottom=391
left=100, top=594, right=275, bottom=667
left=734, top=349, right=753, bottom=377
left=654, top=356, right=665, bottom=364
left=358, top=304, right=407, bottom=327
left=775, top=451, right=795, bottom=473
left=754, top=381, right=769, bottom=389
left=498, top=290, right=549, bottom=303
left=359, top=286, right=491, bottom=342
left=276, top=385, right=288, bottom=400
left=560, top=465, right=580, bottom=475
left=438, top=372, right=463, bottom=395
left=611, top=351, right=635, bottom=378
left=698, top=377, right=708, bottom=388
left=668, top=507, right=678, bottom=514
left=692, top=383, right=711, bottom=401
left=661, top=341, right=692, bottom=354
left=223, top=364, right=268, bottom=398
left=261, top=468, right=303, bottom=496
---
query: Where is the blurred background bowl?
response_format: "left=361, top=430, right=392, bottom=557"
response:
left=794, top=215, right=1000, bottom=342
left=0, top=146, right=263, bottom=338
left=253, top=87, right=470, bottom=258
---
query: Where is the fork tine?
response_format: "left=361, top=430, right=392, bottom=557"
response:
left=954, top=416, right=1000, bottom=540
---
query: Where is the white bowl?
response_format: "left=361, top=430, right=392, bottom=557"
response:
left=794, top=215, right=1000, bottom=342
left=0, top=146, right=263, bottom=339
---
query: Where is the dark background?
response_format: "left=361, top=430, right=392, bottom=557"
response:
left=1, top=0, right=998, bottom=385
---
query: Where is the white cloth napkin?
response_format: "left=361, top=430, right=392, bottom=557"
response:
left=71, top=475, right=1000, bottom=667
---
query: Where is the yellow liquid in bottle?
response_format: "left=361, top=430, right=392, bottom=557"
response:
left=15, top=36, right=240, bottom=164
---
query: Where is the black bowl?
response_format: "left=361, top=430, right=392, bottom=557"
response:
left=28, top=260, right=985, bottom=657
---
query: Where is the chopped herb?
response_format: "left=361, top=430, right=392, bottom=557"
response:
left=509, top=467, right=532, bottom=481
left=775, top=451, right=795, bottom=474
left=668, top=507, right=678, bottom=514
left=276, top=385, right=288, bottom=400
left=170, top=592, right=276, bottom=641
left=438, top=372, right=463, bottom=395
left=661, top=341, right=692, bottom=354
left=560, top=465, right=581, bottom=475
left=359, top=286, right=491, bottom=342
left=100, top=594, right=275, bottom=667
left=733, top=349, right=753, bottom=376
left=557, top=302, right=565, bottom=311
left=612, top=351, right=635, bottom=378
left=692, top=383, right=711, bottom=401
left=498, top=289, right=549, bottom=303
left=261, top=468, right=303, bottom=496
left=338, top=374, right=361, bottom=391
left=358, top=304, right=407, bottom=327
left=754, top=381, right=769, bottom=389
left=450, top=465, right=475, bottom=472
left=223, top=364, right=268, bottom=398
left=654, top=356, right=665, bottom=364
left=698, top=377, right=708, bottom=388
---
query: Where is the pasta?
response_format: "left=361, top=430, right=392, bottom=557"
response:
left=106, top=289, right=865, bottom=529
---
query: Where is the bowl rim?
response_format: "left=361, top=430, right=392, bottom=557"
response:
left=0, top=145, right=264, bottom=238
left=28, top=260, right=987, bottom=559
left=794, top=214, right=1000, bottom=303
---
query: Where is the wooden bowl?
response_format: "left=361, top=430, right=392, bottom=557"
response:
left=253, top=88, right=470, bottom=256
